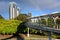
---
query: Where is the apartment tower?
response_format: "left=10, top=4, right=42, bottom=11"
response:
left=9, top=2, right=17, bottom=19
left=17, top=7, right=20, bottom=16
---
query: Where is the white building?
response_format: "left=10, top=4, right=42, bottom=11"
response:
left=17, top=7, right=20, bottom=16
left=31, top=18, right=38, bottom=22
left=9, top=2, right=20, bottom=19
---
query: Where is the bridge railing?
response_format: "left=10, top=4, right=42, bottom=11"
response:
left=27, top=16, right=60, bottom=30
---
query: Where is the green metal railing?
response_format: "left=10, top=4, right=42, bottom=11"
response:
left=28, top=17, right=60, bottom=30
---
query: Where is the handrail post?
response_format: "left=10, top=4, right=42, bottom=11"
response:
left=27, top=27, right=29, bottom=37
left=48, top=32, right=52, bottom=40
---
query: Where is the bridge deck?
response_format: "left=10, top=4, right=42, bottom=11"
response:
left=25, top=22, right=60, bottom=33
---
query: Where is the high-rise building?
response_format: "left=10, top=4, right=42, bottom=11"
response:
left=28, top=12, right=32, bottom=17
left=17, top=7, right=20, bottom=16
left=9, top=2, right=17, bottom=19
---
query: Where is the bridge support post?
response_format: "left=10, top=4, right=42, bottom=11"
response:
left=27, top=27, right=29, bottom=37
left=48, top=32, right=52, bottom=40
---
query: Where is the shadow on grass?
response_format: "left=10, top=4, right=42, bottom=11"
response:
left=1, top=22, right=26, bottom=40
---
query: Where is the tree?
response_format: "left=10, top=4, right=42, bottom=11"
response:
left=15, top=14, right=28, bottom=22
left=56, top=19, right=60, bottom=29
left=0, top=15, right=4, bottom=19
left=56, top=19, right=60, bottom=24
left=47, top=18, right=54, bottom=28
left=40, top=19, right=46, bottom=26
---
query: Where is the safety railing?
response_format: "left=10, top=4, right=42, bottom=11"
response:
left=27, top=16, right=60, bottom=30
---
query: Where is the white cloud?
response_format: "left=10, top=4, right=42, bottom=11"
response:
left=52, top=11, right=60, bottom=14
left=41, top=14, right=47, bottom=15
left=28, top=0, right=60, bottom=10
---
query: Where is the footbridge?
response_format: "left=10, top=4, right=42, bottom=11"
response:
left=25, top=15, right=60, bottom=40
left=26, top=22, right=60, bottom=33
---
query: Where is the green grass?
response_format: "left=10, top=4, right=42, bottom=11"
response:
left=29, top=34, right=47, bottom=38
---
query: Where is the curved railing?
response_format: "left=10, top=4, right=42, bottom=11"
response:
left=27, top=16, right=60, bottom=30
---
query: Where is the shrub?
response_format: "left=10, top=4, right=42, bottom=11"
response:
left=47, top=18, right=54, bottom=28
left=56, top=19, right=60, bottom=24
left=0, top=20, right=22, bottom=35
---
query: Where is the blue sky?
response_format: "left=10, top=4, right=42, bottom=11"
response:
left=0, top=0, right=60, bottom=19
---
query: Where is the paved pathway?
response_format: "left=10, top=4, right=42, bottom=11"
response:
left=0, top=34, right=60, bottom=40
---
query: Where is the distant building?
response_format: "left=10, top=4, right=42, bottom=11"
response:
left=28, top=12, right=32, bottom=17
left=17, top=7, right=20, bottom=16
left=28, top=12, right=32, bottom=22
left=9, top=2, right=20, bottom=19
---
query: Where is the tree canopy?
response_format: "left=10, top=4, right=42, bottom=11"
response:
left=56, top=19, right=60, bottom=24
left=0, top=15, right=4, bottom=19
left=15, top=14, right=28, bottom=22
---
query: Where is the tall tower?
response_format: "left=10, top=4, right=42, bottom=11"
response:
left=9, top=2, right=17, bottom=19
left=17, top=7, right=20, bottom=16
left=28, top=12, right=32, bottom=17
left=28, top=12, right=32, bottom=22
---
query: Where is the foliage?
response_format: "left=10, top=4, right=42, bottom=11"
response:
left=0, top=15, right=4, bottom=20
left=56, top=19, right=60, bottom=24
left=47, top=18, right=54, bottom=28
left=52, top=34, right=60, bottom=39
left=15, top=14, right=28, bottom=22
left=0, top=20, right=22, bottom=34
left=18, top=22, right=40, bottom=34
left=55, top=19, right=60, bottom=29
left=41, top=19, right=46, bottom=26
left=16, top=22, right=27, bottom=34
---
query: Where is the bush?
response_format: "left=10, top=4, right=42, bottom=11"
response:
left=0, top=20, right=22, bottom=35
left=56, top=19, right=60, bottom=24
left=41, top=19, right=46, bottom=26
left=47, top=18, right=54, bottom=28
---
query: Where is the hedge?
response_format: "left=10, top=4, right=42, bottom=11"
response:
left=0, top=20, right=22, bottom=35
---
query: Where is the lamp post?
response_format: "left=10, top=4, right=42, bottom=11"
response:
left=27, top=27, right=29, bottom=37
left=48, top=32, right=52, bottom=40
left=26, top=18, right=30, bottom=37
